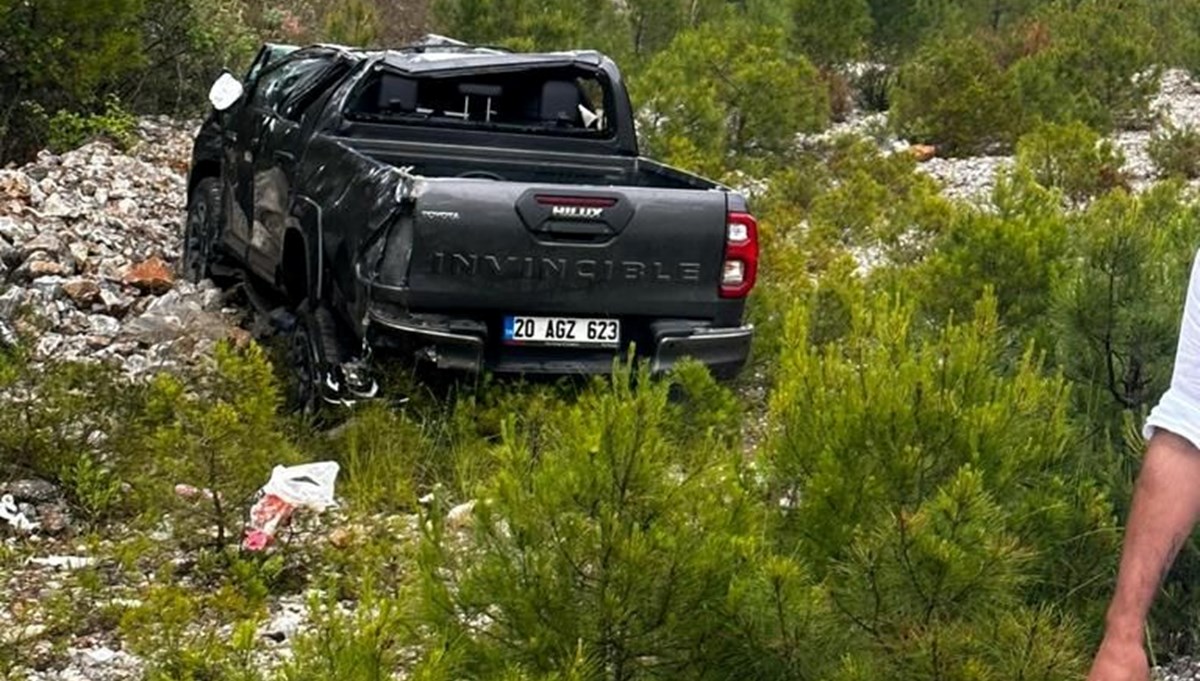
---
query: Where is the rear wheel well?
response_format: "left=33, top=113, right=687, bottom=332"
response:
left=281, top=230, right=310, bottom=306
left=188, top=161, right=220, bottom=201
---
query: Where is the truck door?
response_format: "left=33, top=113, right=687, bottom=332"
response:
left=232, top=51, right=339, bottom=280
left=217, top=46, right=290, bottom=253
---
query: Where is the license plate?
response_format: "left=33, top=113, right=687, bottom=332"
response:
left=503, top=316, right=620, bottom=347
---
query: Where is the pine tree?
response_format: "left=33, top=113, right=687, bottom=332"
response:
left=416, top=366, right=844, bottom=680
left=768, top=292, right=1116, bottom=677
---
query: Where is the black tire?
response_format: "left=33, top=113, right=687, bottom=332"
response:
left=183, top=177, right=221, bottom=284
left=287, top=299, right=350, bottom=415
left=288, top=300, right=325, bottom=415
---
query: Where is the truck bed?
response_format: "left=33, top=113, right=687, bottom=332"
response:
left=340, top=132, right=721, bottom=190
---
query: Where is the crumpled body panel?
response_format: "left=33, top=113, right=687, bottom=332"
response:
left=295, top=134, right=414, bottom=309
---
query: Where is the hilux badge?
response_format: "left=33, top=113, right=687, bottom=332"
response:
left=551, top=205, right=604, bottom=219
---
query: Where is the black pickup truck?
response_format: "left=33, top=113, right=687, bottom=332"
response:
left=186, top=38, right=758, bottom=405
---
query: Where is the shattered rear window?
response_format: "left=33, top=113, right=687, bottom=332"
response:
left=344, top=66, right=613, bottom=137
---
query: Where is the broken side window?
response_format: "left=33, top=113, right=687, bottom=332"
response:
left=251, top=54, right=334, bottom=116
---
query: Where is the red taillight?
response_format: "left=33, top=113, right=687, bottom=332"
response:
left=720, top=212, right=758, bottom=298
left=535, top=195, right=618, bottom=208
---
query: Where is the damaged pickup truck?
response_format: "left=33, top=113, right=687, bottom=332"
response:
left=185, top=38, right=759, bottom=406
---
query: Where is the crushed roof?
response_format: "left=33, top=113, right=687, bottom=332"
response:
left=374, top=48, right=606, bottom=74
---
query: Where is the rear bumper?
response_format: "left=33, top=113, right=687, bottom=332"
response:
left=651, top=324, right=753, bottom=377
left=365, top=305, right=751, bottom=377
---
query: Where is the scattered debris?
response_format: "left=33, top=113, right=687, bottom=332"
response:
left=173, top=483, right=215, bottom=501
left=327, top=526, right=356, bottom=550
left=909, top=143, right=938, bottom=162
left=25, top=555, right=96, bottom=570
left=0, top=623, right=47, bottom=645
left=446, top=500, right=477, bottom=531
left=243, top=462, right=340, bottom=551
left=259, top=599, right=307, bottom=644
left=1, top=493, right=40, bottom=532
left=1, top=479, right=73, bottom=536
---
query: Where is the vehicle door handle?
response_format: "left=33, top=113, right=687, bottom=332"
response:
left=273, top=150, right=296, bottom=164
left=538, top=221, right=613, bottom=240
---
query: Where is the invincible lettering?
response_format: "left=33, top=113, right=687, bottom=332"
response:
left=430, top=253, right=702, bottom=283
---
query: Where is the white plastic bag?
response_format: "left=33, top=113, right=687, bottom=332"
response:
left=0, top=493, right=39, bottom=532
left=263, top=462, right=339, bottom=510
left=243, top=462, right=339, bottom=551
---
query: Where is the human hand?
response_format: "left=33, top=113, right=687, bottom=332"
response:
left=1086, top=635, right=1149, bottom=681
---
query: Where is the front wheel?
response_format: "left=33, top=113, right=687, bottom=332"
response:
left=182, top=177, right=221, bottom=284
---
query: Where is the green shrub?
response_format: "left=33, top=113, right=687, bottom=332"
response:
left=1163, top=0, right=1200, bottom=74
left=864, top=0, right=958, bottom=58
left=0, top=0, right=143, bottom=162
left=749, top=137, right=953, bottom=361
left=59, top=453, right=125, bottom=523
left=1053, top=184, right=1200, bottom=429
left=829, top=475, right=1094, bottom=679
left=0, top=0, right=145, bottom=107
left=416, top=366, right=846, bottom=679
left=887, top=167, right=1069, bottom=336
left=281, top=585, right=408, bottom=681
left=120, top=581, right=266, bottom=681
left=0, top=349, right=146, bottom=508
left=1009, top=1, right=1159, bottom=131
left=805, top=135, right=954, bottom=264
left=322, top=0, right=381, bottom=46
left=1149, top=123, right=1200, bottom=179
left=46, top=96, right=138, bottom=153
left=432, top=0, right=628, bottom=54
left=664, top=359, right=744, bottom=448
left=891, top=35, right=1020, bottom=155
left=767, top=292, right=1117, bottom=674
left=0, top=0, right=261, bottom=162
left=0, top=337, right=312, bottom=539
left=1015, top=120, right=1126, bottom=204
left=891, top=2, right=1159, bottom=155
left=0, top=101, right=53, bottom=165
left=140, top=342, right=301, bottom=549
left=633, top=20, right=828, bottom=175
left=850, top=63, right=893, bottom=113
left=790, top=0, right=872, bottom=66
left=134, top=0, right=260, bottom=114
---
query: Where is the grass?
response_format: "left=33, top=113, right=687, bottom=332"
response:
left=4, top=131, right=1199, bottom=678
left=0, top=351, right=605, bottom=679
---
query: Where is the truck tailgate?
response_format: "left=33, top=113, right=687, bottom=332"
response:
left=386, top=179, right=731, bottom=319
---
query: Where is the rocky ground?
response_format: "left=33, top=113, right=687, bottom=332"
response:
left=0, top=494, right=377, bottom=680
left=938, top=68, right=1200, bottom=201
left=813, top=68, right=1200, bottom=204
left=0, top=117, right=248, bottom=378
left=0, top=120, right=308, bottom=681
